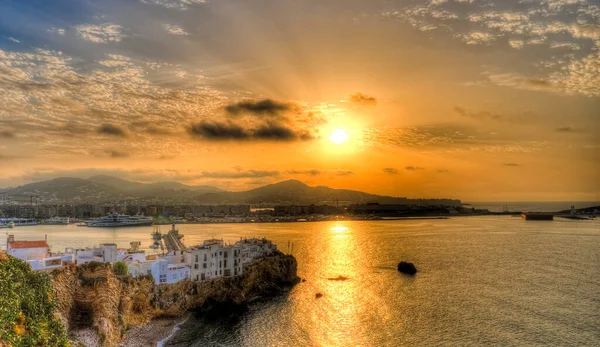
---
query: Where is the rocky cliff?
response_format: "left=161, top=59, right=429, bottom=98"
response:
left=50, top=253, right=298, bottom=347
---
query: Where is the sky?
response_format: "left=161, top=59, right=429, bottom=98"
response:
left=0, top=0, right=598, bottom=201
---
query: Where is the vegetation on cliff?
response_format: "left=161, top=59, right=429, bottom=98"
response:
left=0, top=253, right=69, bottom=346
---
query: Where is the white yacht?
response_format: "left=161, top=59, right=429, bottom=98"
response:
left=87, top=212, right=153, bottom=227
left=0, top=218, right=36, bottom=226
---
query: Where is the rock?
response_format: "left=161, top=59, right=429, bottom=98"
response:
left=301, top=279, right=306, bottom=282
left=315, top=293, right=323, bottom=299
left=397, top=262, right=417, bottom=275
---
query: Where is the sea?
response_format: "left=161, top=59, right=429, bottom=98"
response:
left=7, top=209, right=600, bottom=346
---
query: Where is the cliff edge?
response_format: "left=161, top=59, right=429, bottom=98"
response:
left=50, top=253, right=298, bottom=347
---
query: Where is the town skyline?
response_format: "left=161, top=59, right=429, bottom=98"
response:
left=1, top=0, right=599, bottom=201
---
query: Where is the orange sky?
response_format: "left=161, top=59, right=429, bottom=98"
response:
left=0, top=0, right=599, bottom=201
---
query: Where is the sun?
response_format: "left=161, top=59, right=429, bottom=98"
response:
left=329, top=129, right=349, bottom=144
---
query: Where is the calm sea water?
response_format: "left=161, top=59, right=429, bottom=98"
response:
left=8, top=216, right=600, bottom=346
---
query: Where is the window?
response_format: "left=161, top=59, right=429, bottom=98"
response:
left=196, top=275, right=199, bottom=281
left=219, top=251, right=222, bottom=256
left=224, top=251, right=228, bottom=258
left=219, top=270, right=222, bottom=275
left=203, top=254, right=207, bottom=261
left=201, top=273, right=205, bottom=280
left=224, top=260, right=227, bottom=267
left=195, top=255, right=198, bottom=262
left=203, top=263, right=207, bottom=269
left=219, top=261, right=222, bottom=267
left=194, top=264, right=198, bottom=270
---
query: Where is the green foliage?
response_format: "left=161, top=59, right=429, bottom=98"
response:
left=112, top=261, right=128, bottom=276
left=0, top=254, right=70, bottom=346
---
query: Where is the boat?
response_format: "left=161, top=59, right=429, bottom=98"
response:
left=41, top=216, right=70, bottom=225
left=87, top=212, right=153, bottom=227
left=0, top=221, right=15, bottom=229
left=150, top=226, right=163, bottom=250
left=0, top=218, right=36, bottom=226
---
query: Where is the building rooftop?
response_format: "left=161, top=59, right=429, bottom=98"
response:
left=9, top=241, right=50, bottom=249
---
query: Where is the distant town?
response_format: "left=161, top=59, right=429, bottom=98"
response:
left=0, top=202, right=492, bottom=224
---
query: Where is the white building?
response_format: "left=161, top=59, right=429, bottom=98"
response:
left=234, top=238, right=278, bottom=264
left=190, top=239, right=242, bottom=282
left=5, top=235, right=75, bottom=271
left=75, top=243, right=119, bottom=264
left=6, top=236, right=49, bottom=261
left=127, top=258, right=190, bottom=285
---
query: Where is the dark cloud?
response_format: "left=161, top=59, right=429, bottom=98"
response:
left=524, top=78, right=551, bottom=87
left=503, top=163, right=521, bottom=167
left=225, top=99, right=291, bottom=116
left=288, top=169, right=321, bottom=176
left=349, top=93, right=377, bottom=105
left=189, top=121, right=314, bottom=142
left=97, top=124, right=128, bottom=137
left=199, top=170, right=280, bottom=179
left=454, top=106, right=536, bottom=122
left=405, top=166, right=424, bottom=171
left=555, top=126, right=577, bottom=133
left=106, top=149, right=129, bottom=158
left=382, top=167, right=400, bottom=174
left=0, top=130, right=14, bottom=138
left=335, top=170, right=354, bottom=176
left=188, top=121, right=250, bottom=140
left=253, top=122, right=313, bottom=141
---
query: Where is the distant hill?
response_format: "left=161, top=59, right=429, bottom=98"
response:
left=88, top=175, right=224, bottom=194
left=192, top=180, right=461, bottom=206
left=1, top=176, right=461, bottom=206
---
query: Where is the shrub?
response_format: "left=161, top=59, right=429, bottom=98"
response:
left=0, top=254, right=69, bottom=346
left=113, top=261, right=128, bottom=276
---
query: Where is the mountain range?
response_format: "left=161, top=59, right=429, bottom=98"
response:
left=0, top=176, right=461, bottom=206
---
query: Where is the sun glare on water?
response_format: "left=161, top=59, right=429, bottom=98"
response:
left=329, top=129, right=349, bottom=144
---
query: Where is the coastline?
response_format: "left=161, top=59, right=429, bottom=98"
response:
left=120, top=315, right=190, bottom=347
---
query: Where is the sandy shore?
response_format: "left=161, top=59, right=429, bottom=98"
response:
left=120, top=316, right=189, bottom=347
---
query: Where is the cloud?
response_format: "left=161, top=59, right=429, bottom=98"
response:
left=437, top=169, right=450, bottom=173
left=163, top=24, right=189, bottom=36
left=189, top=120, right=314, bottom=142
left=0, top=130, right=14, bottom=138
left=74, top=23, right=126, bottom=43
left=382, top=167, right=400, bottom=174
left=97, top=124, right=128, bottom=137
left=349, top=93, right=377, bottom=106
left=188, top=121, right=250, bottom=140
left=555, top=126, right=577, bottom=133
left=287, top=168, right=353, bottom=176
left=288, top=169, right=321, bottom=176
left=253, top=122, right=313, bottom=141
left=139, top=0, right=206, bottom=10
left=198, top=170, right=280, bottom=179
left=484, top=73, right=558, bottom=93
left=106, top=149, right=129, bottom=158
left=405, top=166, right=424, bottom=171
left=503, top=163, right=521, bottom=167
left=335, top=170, right=354, bottom=176
left=225, top=99, right=291, bottom=116
left=454, top=106, right=537, bottom=122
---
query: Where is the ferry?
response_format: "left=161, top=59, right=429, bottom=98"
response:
left=87, top=212, right=153, bottom=227
left=0, top=221, right=15, bottom=229
left=0, top=218, right=36, bottom=226
left=41, top=216, right=70, bottom=225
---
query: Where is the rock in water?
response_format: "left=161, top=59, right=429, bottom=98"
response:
left=397, top=261, right=417, bottom=275
left=315, top=293, right=323, bottom=298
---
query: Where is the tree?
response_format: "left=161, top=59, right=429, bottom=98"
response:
left=113, top=261, right=128, bottom=276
